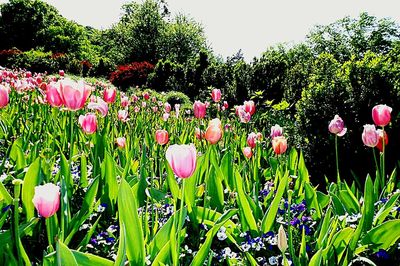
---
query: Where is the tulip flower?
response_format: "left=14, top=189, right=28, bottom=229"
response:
left=272, top=136, right=287, bottom=155
left=277, top=225, right=288, bottom=253
left=45, top=83, right=63, bottom=107
left=103, top=87, right=116, bottom=103
left=238, top=108, right=251, bottom=123
left=328, top=115, right=347, bottom=136
left=32, top=183, right=60, bottom=218
left=243, top=147, right=253, bottom=159
left=58, top=78, right=92, bottom=111
left=247, top=132, right=257, bottom=148
left=152, top=96, right=157, bottom=102
left=134, top=106, right=140, bottom=113
left=211, top=88, right=221, bottom=102
left=132, top=95, right=138, bottom=102
left=270, top=124, right=283, bottom=139
left=175, top=104, right=180, bottom=118
left=143, top=92, right=150, bottom=100
left=88, top=97, right=108, bottom=117
left=79, top=113, right=98, bottom=134
left=152, top=106, right=158, bottom=113
left=244, top=100, right=256, bottom=115
left=166, top=144, right=197, bottom=178
left=0, top=84, right=10, bottom=108
left=223, top=101, right=229, bottom=109
left=376, top=129, right=388, bottom=153
left=164, top=102, right=171, bottom=113
left=195, top=128, right=204, bottom=140
left=205, top=101, right=210, bottom=108
left=362, top=124, right=379, bottom=148
left=256, top=132, right=263, bottom=141
left=372, top=104, right=392, bottom=127
left=118, top=110, right=129, bottom=122
left=116, top=137, right=126, bottom=148
left=193, top=101, right=207, bottom=119
left=155, top=129, right=169, bottom=145
left=26, top=71, right=32, bottom=78
left=59, top=70, right=65, bottom=77
left=163, top=113, right=170, bottom=121
left=205, top=119, right=223, bottom=144
left=121, top=95, right=130, bottom=108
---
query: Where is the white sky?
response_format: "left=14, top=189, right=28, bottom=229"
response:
left=1, top=0, right=400, bottom=60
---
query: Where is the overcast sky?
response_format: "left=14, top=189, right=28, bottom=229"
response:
left=1, top=0, right=400, bottom=60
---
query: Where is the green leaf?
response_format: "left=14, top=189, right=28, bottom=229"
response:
left=262, top=174, right=288, bottom=233
left=57, top=241, right=78, bottom=266
left=118, top=179, right=145, bottom=265
left=10, top=138, right=26, bottom=170
left=114, top=222, right=126, bottom=266
left=304, top=182, right=322, bottom=219
left=362, top=219, right=400, bottom=250
left=21, top=158, right=41, bottom=220
left=71, top=250, right=113, bottom=266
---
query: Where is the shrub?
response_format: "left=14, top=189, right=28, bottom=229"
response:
left=109, top=61, right=154, bottom=90
left=163, top=90, right=192, bottom=110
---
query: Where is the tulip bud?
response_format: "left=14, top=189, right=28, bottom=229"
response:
left=79, top=113, right=98, bottom=134
left=272, top=136, right=288, bottom=155
left=376, top=129, right=388, bottom=153
left=362, top=124, right=379, bottom=148
left=164, top=102, right=171, bottom=113
left=277, top=225, right=288, bottom=253
left=32, top=183, right=60, bottom=218
left=155, top=130, right=169, bottom=145
left=59, top=70, right=65, bottom=77
left=372, top=104, right=392, bottom=127
left=0, top=84, right=10, bottom=108
left=328, top=115, right=347, bottom=136
left=166, top=144, right=197, bottom=178
left=243, top=147, right=253, bottom=159
left=193, top=101, right=207, bottom=119
left=163, top=113, right=170, bottom=121
left=211, top=88, right=221, bottom=102
left=116, top=137, right=126, bottom=148
left=121, top=96, right=130, bottom=108
left=223, top=101, right=229, bottom=109
left=103, top=87, right=116, bottom=103
left=247, top=132, right=257, bottom=148
left=270, top=124, right=283, bottom=139
left=118, top=110, right=129, bottom=122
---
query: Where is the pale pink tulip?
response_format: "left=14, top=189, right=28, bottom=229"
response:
left=328, top=115, right=347, bottom=136
left=243, top=147, right=253, bottom=159
left=362, top=124, right=379, bottom=148
left=166, top=144, right=197, bottom=178
left=116, top=137, right=126, bottom=148
left=118, top=110, right=129, bottom=122
left=270, top=124, right=283, bottom=139
left=88, top=97, right=108, bottom=117
left=121, top=96, right=130, bottom=108
left=163, top=113, right=170, bottom=121
left=32, top=183, right=60, bottom=218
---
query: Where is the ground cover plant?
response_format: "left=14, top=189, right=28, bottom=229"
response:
left=0, top=67, right=399, bottom=265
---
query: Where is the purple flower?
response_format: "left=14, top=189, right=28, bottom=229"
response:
left=290, top=217, right=300, bottom=226
left=375, top=249, right=389, bottom=260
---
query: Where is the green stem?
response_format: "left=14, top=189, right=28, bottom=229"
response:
left=372, top=148, right=380, bottom=182
left=176, top=178, right=186, bottom=266
left=46, top=218, right=55, bottom=252
left=69, top=111, right=74, bottom=162
left=335, top=135, right=340, bottom=184
left=382, top=126, right=386, bottom=189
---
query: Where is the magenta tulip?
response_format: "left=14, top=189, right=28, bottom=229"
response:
left=143, top=92, right=150, bottom=100
left=244, top=100, right=256, bottom=115
left=328, top=115, right=347, bottom=136
left=103, top=87, right=116, bottom=103
left=32, top=183, right=60, bottom=218
left=193, top=101, right=206, bottom=119
left=59, top=70, right=65, bottom=77
left=211, top=89, right=221, bottom=102
left=362, top=124, right=379, bottom=147
left=0, top=84, right=10, bottom=108
left=79, top=113, right=97, bottom=134
left=166, top=144, right=197, bottom=178
left=372, top=104, right=392, bottom=127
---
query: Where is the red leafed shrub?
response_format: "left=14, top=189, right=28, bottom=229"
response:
left=0, top=49, right=22, bottom=66
left=109, top=61, right=154, bottom=89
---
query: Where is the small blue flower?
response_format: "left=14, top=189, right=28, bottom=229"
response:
left=375, top=249, right=389, bottom=260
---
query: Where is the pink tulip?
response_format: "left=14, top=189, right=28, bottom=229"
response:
left=175, top=104, right=180, bottom=118
left=121, top=96, right=130, bottom=108
left=223, top=101, right=229, bottom=109
left=103, top=87, right=116, bottom=103
left=328, top=115, right=347, bottom=136
left=58, top=78, right=92, bottom=111
left=155, top=130, right=169, bottom=145
left=238, top=108, right=251, bottom=123
left=243, top=147, right=253, bottom=159
left=134, top=106, right=140, bottom=113
left=36, top=75, right=43, bottom=84
left=25, top=71, right=32, bottom=78
left=152, top=96, right=157, bottom=103
left=132, top=95, right=138, bottom=102
left=272, top=136, right=288, bottom=155
left=59, top=70, right=65, bottom=77
left=211, top=88, right=221, bottom=102
left=166, top=144, right=197, bottom=178
left=372, top=104, right=392, bottom=127
left=247, top=132, right=258, bottom=148
left=163, top=113, right=170, bottom=121
left=193, top=101, right=207, bottom=119
left=79, top=113, right=98, bottom=134
left=88, top=97, right=108, bottom=117
left=118, top=110, right=129, bottom=122
left=164, top=102, right=171, bottom=113
left=195, top=128, right=204, bottom=140
left=0, top=84, right=10, bottom=108
left=362, top=124, right=379, bottom=148
left=32, top=183, right=60, bottom=218
left=257, top=132, right=263, bottom=141
left=270, top=124, right=283, bottom=139
left=116, top=137, right=126, bottom=148
left=143, top=92, right=150, bottom=100
left=244, top=100, right=256, bottom=115
left=205, top=101, right=210, bottom=108
left=45, top=83, right=63, bottom=107
left=153, top=106, right=158, bottom=113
